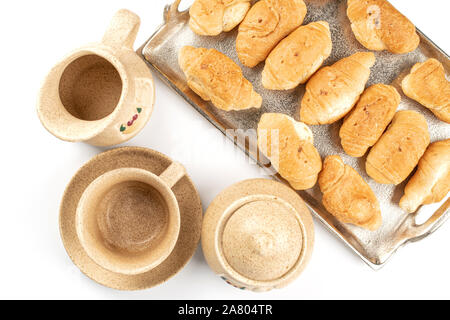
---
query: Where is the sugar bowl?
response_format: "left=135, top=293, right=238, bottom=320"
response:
left=202, top=179, right=315, bottom=292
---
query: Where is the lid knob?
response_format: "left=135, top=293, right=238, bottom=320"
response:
left=249, top=232, right=275, bottom=257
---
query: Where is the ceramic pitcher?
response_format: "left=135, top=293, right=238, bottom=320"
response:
left=37, top=9, right=155, bottom=146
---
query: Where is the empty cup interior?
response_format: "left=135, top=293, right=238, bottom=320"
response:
left=76, top=169, right=180, bottom=275
left=59, top=55, right=123, bottom=121
left=38, top=51, right=126, bottom=142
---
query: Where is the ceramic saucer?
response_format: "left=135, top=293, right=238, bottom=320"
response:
left=59, top=147, right=203, bottom=290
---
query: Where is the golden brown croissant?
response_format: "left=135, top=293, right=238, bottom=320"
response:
left=300, top=52, right=376, bottom=125
left=319, top=155, right=382, bottom=231
left=262, top=21, right=332, bottom=90
left=347, top=0, right=420, bottom=54
left=340, top=84, right=401, bottom=157
left=402, top=59, right=450, bottom=123
left=257, top=113, right=322, bottom=190
left=366, top=110, right=430, bottom=185
left=236, top=0, right=307, bottom=68
left=400, top=139, right=450, bottom=213
left=179, top=46, right=262, bottom=111
left=189, top=0, right=252, bottom=36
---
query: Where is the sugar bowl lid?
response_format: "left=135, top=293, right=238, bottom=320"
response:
left=202, top=179, right=315, bottom=292
left=222, top=199, right=304, bottom=282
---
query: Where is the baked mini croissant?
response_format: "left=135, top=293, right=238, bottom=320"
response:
left=300, top=52, right=376, bottom=125
left=189, top=0, right=252, bottom=36
left=257, top=113, right=322, bottom=190
left=179, top=46, right=262, bottom=111
left=402, top=59, right=450, bottom=123
left=319, top=156, right=382, bottom=231
left=262, top=21, right=332, bottom=90
left=340, top=84, right=401, bottom=157
left=400, top=139, right=450, bottom=213
left=236, top=0, right=307, bottom=68
left=347, top=0, right=420, bottom=54
left=366, top=110, right=430, bottom=185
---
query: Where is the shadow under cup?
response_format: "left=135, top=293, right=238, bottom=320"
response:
left=76, top=168, right=181, bottom=276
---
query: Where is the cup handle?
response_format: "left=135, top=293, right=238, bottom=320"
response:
left=160, top=162, right=187, bottom=189
left=102, top=9, right=140, bottom=49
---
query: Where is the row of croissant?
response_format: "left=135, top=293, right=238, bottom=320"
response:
left=186, top=0, right=448, bottom=119
left=181, top=0, right=450, bottom=231
left=258, top=108, right=448, bottom=232
left=189, top=0, right=420, bottom=59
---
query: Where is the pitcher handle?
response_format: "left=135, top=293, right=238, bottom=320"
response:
left=102, top=9, right=140, bottom=49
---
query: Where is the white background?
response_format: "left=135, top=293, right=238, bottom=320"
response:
left=0, top=0, right=448, bottom=300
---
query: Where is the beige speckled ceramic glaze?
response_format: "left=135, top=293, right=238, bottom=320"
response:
left=37, top=10, right=155, bottom=146
left=60, top=147, right=203, bottom=291
left=202, top=179, right=314, bottom=292
left=76, top=164, right=185, bottom=276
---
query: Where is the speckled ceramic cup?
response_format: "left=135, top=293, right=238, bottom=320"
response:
left=76, top=163, right=186, bottom=275
left=202, top=179, right=315, bottom=292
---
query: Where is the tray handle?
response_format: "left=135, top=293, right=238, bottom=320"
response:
left=408, top=198, right=449, bottom=242
left=164, top=0, right=183, bottom=23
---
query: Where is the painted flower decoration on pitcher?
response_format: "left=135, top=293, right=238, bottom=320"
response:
left=120, top=107, right=144, bottom=134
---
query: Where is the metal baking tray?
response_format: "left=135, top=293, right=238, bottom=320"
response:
left=139, top=0, right=450, bottom=269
